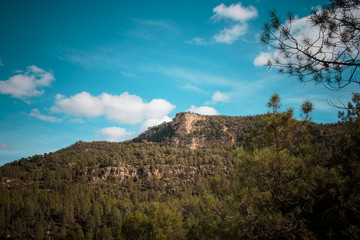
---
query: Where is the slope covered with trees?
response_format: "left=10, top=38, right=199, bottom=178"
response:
left=0, top=140, right=236, bottom=239
left=1, top=93, right=358, bottom=239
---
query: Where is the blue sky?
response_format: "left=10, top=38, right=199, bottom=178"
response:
left=0, top=0, right=357, bottom=165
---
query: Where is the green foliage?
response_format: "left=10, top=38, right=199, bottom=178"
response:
left=301, top=100, right=314, bottom=121
left=267, top=93, right=281, bottom=113
left=203, top=93, right=360, bottom=239
left=261, top=0, right=360, bottom=90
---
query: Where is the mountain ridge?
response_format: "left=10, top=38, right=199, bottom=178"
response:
left=133, top=112, right=262, bottom=149
left=133, top=111, right=339, bottom=150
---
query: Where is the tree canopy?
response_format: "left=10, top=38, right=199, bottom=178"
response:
left=261, top=0, right=360, bottom=90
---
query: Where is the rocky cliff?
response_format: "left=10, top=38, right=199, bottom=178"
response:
left=133, top=112, right=261, bottom=149
left=85, top=163, right=226, bottom=184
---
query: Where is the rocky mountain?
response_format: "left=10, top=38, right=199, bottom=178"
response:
left=133, top=112, right=262, bottom=149
left=133, top=112, right=340, bottom=150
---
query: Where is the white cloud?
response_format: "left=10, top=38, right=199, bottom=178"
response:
left=0, top=59, right=3, bottom=67
left=254, top=52, right=272, bottom=66
left=30, top=109, right=62, bottom=123
left=51, top=91, right=176, bottom=125
left=52, top=92, right=103, bottom=117
left=214, top=24, right=246, bottom=44
left=0, top=65, right=54, bottom=99
left=0, top=143, right=12, bottom=149
left=98, top=93, right=145, bottom=123
left=212, top=2, right=258, bottom=22
left=101, top=127, right=135, bottom=142
left=188, top=105, right=219, bottom=115
left=190, top=2, right=258, bottom=45
left=205, top=91, right=231, bottom=105
left=212, top=91, right=230, bottom=102
left=145, top=99, right=175, bottom=119
left=141, top=116, right=172, bottom=131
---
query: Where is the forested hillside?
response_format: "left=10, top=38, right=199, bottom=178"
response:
left=0, top=141, right=235, bottom=239
left=1, top=93, right=359, bottom=239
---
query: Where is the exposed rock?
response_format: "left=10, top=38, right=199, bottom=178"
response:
left=133, top=112, right=261, bottom=149
left=88, top=163, right=222, bottom=183
left=171, top=112, right=205, bottom=134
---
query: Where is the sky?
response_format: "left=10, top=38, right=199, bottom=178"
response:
left=0, top=0, right=358, bottom=165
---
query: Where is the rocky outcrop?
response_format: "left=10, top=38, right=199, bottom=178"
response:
left=86, top=163, right=225, bottom=183
left=171, top=112, right=205, bottom=134
left=135, top=112, right=253, bottom=149
left=133, top=112, right=263, bottom=149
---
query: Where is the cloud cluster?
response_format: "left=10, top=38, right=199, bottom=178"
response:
left=189, top=2, right=258, bottom=45
left=51, top=91, right=176, bottom=125
left=188, top=105, right=219, bottom=115
left=0, top=65, right=54, bottom=99
left=101, top=127, right=135, bottom=142
left=212, top=2, right=258, bottom=44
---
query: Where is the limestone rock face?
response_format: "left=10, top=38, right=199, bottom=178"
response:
left=171, top=112, right=205, bottom=135
left=134, top=112, right=260, bottom=149
left=88, top=163, right=219, bottom=183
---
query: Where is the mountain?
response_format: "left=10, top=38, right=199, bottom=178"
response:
left=133, top=112, right=340, bottom=149
left=0, top=112, right=353, bottom=239
left=134, top=112, right=262, bottom=149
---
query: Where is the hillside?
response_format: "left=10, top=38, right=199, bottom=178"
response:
left=0, top=140, right=236, bottom=239
left=0, top=111, right=357, bottom=239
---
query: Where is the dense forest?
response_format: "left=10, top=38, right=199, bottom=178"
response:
left=0, top=93, right=359, bottom=239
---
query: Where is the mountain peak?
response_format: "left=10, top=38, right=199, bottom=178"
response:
left=134, top=112, right=261, bottom=149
